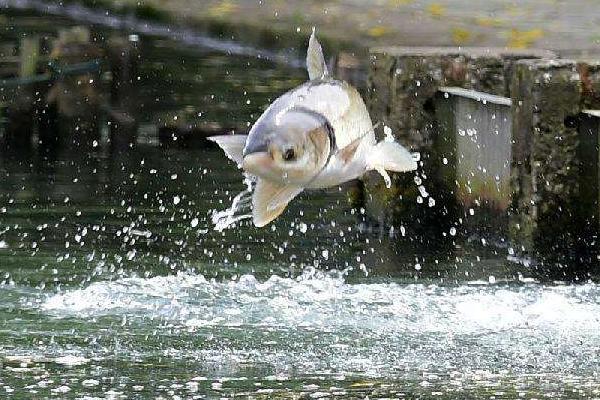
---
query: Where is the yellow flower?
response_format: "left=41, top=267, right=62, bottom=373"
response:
left=452, top=27, right=471, bottom=45
left=427, top=3, right=446, bottom=18
left=207, top=1, right=238, bottom=18
left=367, top=26, right=390, bottom=38
left=475, top=17, right=504, bottom=28
left=508, top=28, right=544, bottom=48
left=388, top=0, right=413, bottom=6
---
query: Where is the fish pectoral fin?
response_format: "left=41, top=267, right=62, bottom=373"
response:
left=367, top=141, right=418, bottom=186
left=207, top=134, right=247, bottom=167
left=306, top=28, right=329, bottom=80
left=338, top=136, right=362, bottom=164
left=252, top=179, right=303, bottom=227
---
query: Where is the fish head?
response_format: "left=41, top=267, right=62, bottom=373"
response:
left=243, top=108, right=331, bottom=185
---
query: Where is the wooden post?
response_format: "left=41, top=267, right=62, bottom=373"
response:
left=2, top=37, right=40, bottom=149
left=434, top=87, right=512, bottom=235
left=47, top=26, right=104, bottom=148
left=575, top=110, right=599, bottom=269
left=363, top=47, right=553, bottom=233
left=19, top=36, right=39, bottom=78
left=333, top=51, right=365, bottom=90
left=107, top=35, right=140, bottom=150
left=367, top=47, right=554, bottom=149
left=510, top=59, right=600, bottom=277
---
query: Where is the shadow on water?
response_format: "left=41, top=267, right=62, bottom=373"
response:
left=1, top=6, right=600, bottom=400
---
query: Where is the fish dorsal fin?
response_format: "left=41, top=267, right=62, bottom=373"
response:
left=208, top=134, right=248, bottom=167
left=252, top=179, right=303, bottom=227
left=306, top=28, right=329, bottom=80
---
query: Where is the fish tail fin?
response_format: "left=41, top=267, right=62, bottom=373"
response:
left=367, top=141, right=417, bottom=188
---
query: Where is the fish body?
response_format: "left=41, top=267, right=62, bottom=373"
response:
left=210, top=30, right=417, bottom=227
left=246, top=78, right=375, bottom=189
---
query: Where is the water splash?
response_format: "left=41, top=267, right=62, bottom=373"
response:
left=10, top=272, right=600, bottom=397
left=211, top=175, right=254, bottom=231
left=37, top=270, right=600, bottom=339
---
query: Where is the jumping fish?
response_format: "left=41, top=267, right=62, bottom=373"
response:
left=210, top=29, right=417, bottom=227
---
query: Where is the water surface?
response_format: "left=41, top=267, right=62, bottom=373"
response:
left=1, top=7, right=599, bottom=400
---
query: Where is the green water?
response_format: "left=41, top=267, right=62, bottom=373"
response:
left=1, top=6, right=600, bottom=400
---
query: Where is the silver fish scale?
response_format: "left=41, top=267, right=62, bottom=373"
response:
left=249, top=79, right=375, bottom=151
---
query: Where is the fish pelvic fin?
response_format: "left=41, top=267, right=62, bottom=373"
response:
left=252, top=179, right=303, bottom=227
left=367, top=141, right=417, bottom=188
left=208, top=134, right=247, bottom=167
left=307, top=27, right=329, bottom=80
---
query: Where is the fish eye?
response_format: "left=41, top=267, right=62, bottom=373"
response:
left=282, top=148, right=295, bottom=161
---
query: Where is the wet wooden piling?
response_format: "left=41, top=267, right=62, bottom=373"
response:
left=435, top=87, right=512, bottom=234
left=367, top=47, right=600, bottom=275
left=367, top=47, right=554, bottom=149
left=578, top=110, right=600, bottom=264
left=1, top=36, right=40, bottom=149
left=510, top=59, right=600, bottom=274
left=107, top=35, right=140, bottom=150
left=363, top=47, right=553, bottom=235
left=46, top=27, right=104, bottom=148
left=19, top=37, right=40, bottom=78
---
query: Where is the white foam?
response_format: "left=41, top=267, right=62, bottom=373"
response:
left=39, top=269, right=600, bottom=340
left=53, top=355, right=89, bottom=366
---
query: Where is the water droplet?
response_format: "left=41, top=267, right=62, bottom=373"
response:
left=298, top=223, right=308, bottom=233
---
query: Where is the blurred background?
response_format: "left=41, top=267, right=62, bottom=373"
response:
left=1, top=1, right=600, bottom=399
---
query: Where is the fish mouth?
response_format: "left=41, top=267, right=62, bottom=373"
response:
left=242, top=152, right=273, bottom=177
left=243, top=136, right=268, bottom=157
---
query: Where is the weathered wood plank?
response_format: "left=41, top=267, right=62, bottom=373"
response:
left=363, top=46, right=553, bottom=236
left=438, top=86, right=512, bottom=106
left=577, top=110, right=600, bottom=262
left=510, top=59, right=600, bottom=276
left=368, top=47, right=554, bottom=149
left=19, top=36, right=39, bottom=78
left=436, top=87, right=512, bottom=212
